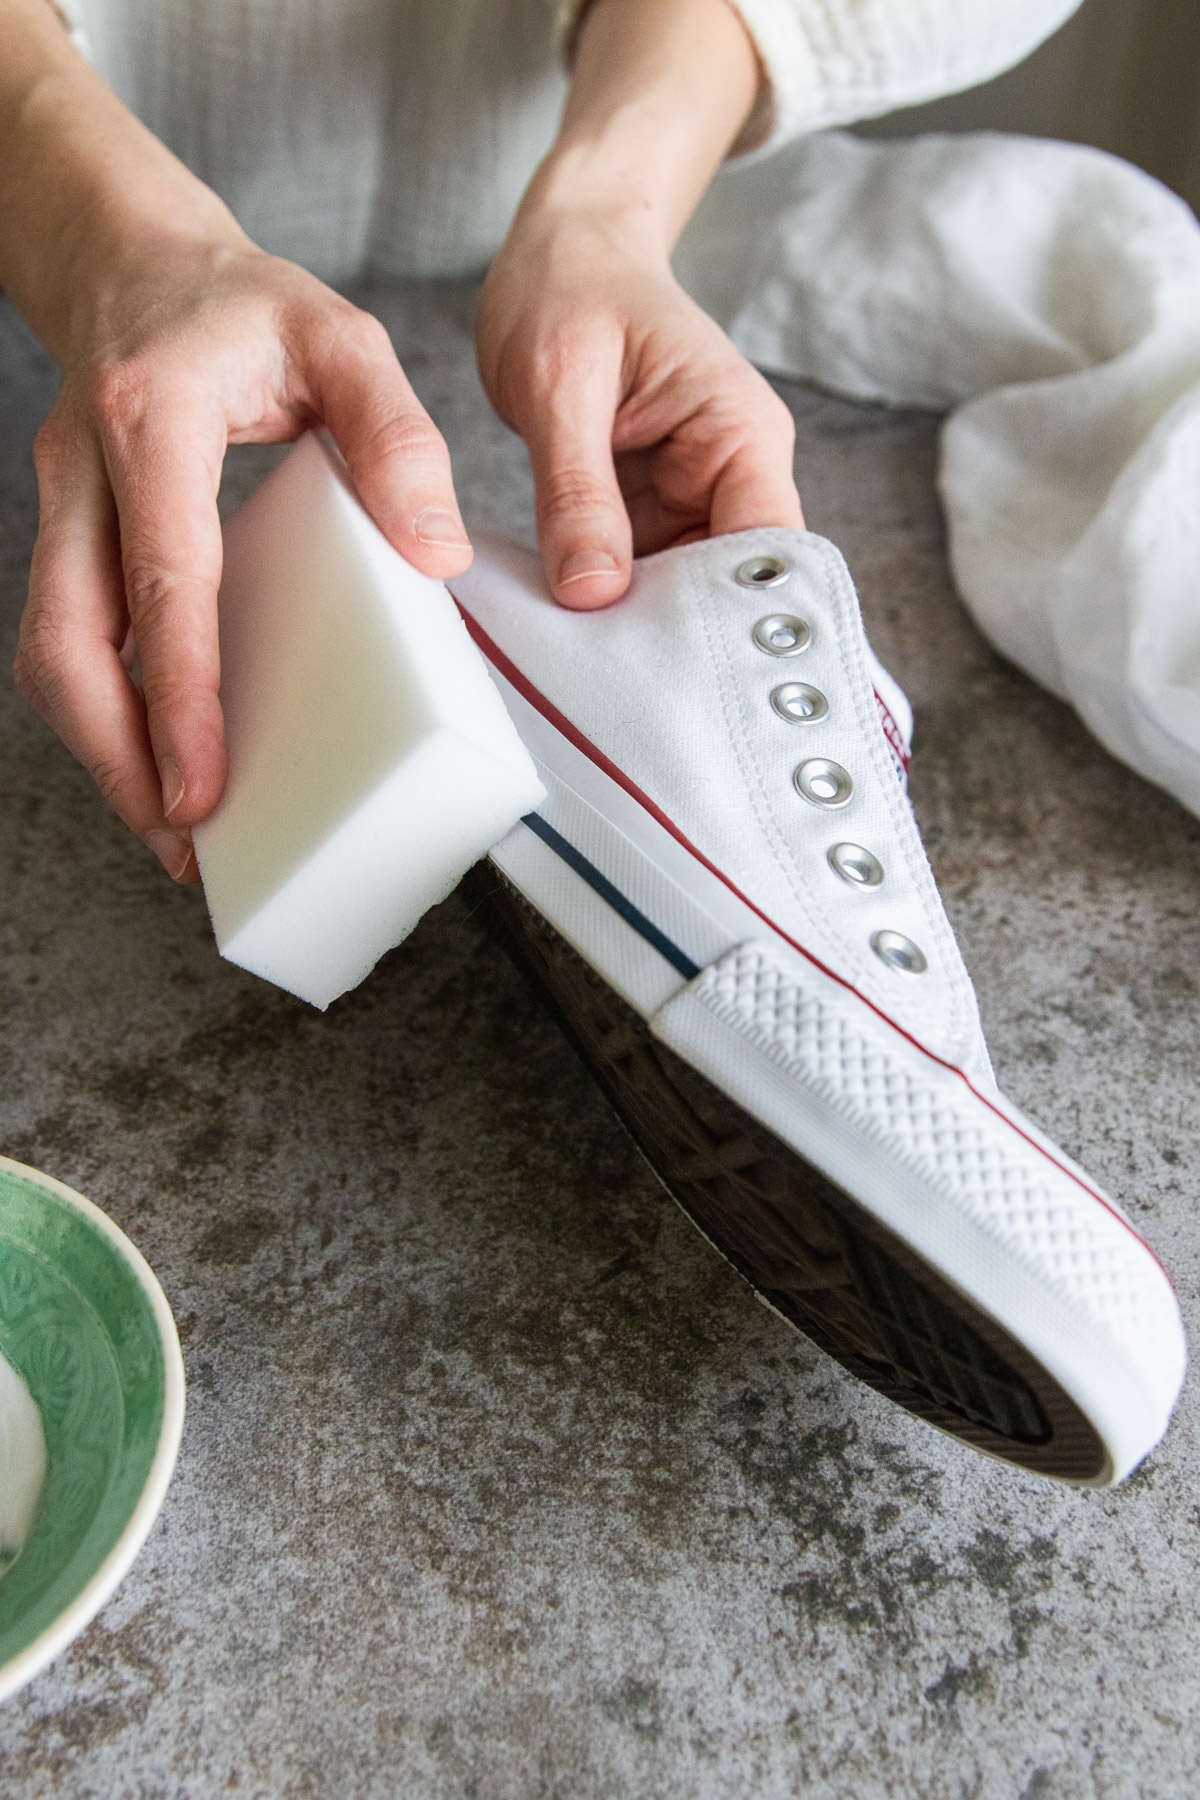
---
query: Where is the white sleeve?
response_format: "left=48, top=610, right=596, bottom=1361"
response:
left=558, top=1, right=1086, bottom=156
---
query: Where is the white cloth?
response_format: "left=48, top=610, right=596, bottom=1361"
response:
left=677, top=131, right=1200, bottom=818
left=63, top=0, right=1080, bottom=279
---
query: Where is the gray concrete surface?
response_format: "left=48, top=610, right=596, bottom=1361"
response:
left=0, top=283, right=1197, bottom=1799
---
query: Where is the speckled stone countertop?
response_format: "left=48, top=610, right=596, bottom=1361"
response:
left=1, top=284, right=1197, bottom=1800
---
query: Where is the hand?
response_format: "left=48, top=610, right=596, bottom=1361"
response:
left=1, top=7, right=470, bottom=882
left=15, top=228, right=471, bottom=884
left=475, top=0, right=802, bottom=612
left=476, top=210, right=803, bottom=611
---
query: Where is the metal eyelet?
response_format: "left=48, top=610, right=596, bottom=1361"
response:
left=771, top=682, right=828, bottom=724
left=752, top=614, right=811, bottom=657
left=871, top=930, right=927, bottom=976
left=794, top=758, right=853, bottom=809
left=736, top=554, right=790, bottom=590
left=828, top=842, right=884, bottom=888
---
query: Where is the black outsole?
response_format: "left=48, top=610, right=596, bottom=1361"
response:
left=468, top=861, right=1108, bottom=1482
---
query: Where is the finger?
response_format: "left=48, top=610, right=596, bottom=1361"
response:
left=707, top=389, right=804, bottom=538
left=302, top=308, right=473, bottom=579
left=100, top=389, right=229, bottom=832
left=616, top=448, right=706, bottom=556
left=524, top=372, right=632, bottom=612
left=15, top=415, right=198, bottom=882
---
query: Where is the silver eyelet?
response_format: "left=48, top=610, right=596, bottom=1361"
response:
left=794, top=758, right=853, bottom=809
left=871, top=930, right=927, bottom=976
left=771, top=682, right=828, bottom=724
left=736, top=554, right=790, bottom=590
left=828, top=842, right=884, bottom=888
left=752, top=614, right=811, bottom=657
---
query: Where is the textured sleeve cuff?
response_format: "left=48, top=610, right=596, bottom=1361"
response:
left=723, top=0, right=1087, bottom=157
left=558, top=1, right=1086, bottom=161
left=718, top=0, right=822, bottom=154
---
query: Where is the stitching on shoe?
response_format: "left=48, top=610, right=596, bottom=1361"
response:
left=700, top=531, right=977, bottom=1065
left=683, top=939, right=1178, bottom=1384
left=807, top=534, right=981, bottom=1064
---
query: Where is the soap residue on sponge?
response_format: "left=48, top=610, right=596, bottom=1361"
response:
left=0, top=1349, right=46, bottom=1575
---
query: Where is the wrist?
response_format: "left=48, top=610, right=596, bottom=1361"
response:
left=539, top=0, right=760, bottom=257
left=0, top=28, right=246, bottom=361
left=511, top=142, right=679, bottom=267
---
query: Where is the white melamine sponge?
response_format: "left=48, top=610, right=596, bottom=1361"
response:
left=193, top=433, right=545, bottom=1009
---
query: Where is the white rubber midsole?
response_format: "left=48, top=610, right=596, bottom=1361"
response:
left=485, top=665, right=1186, bottom=1484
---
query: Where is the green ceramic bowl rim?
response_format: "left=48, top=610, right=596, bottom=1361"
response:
left=0, top=1155, right=185, bottom=1705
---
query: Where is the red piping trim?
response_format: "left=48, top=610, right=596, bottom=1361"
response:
left=874, top=690, right=911, bottom=773
left=455, top=598, right=1165, bottom=1271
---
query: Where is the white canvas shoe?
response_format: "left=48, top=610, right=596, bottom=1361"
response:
left=449, top=531, right=1186, bottom=1485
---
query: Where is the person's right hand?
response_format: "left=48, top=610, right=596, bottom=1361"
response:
left=14, top=223, right=471, bottom=883
left=0, top=0, right=471, bottom=884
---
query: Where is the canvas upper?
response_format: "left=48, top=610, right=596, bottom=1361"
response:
left=452, top=527, right=994, bottom=1087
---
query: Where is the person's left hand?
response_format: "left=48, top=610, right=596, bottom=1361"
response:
left=475, top=208, right=804, bottom=612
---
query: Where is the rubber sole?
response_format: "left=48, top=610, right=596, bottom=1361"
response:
left=468, top=862, right=1110, bottom=1482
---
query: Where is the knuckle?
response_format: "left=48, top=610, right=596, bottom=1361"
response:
left=366, top=408, right=448, bottom=471
left=746, top=379, right=796, bottom=446
left=491, top=326, right=608, bottom=427
left=346, top=308, right=393, bottom=358
left=316, top=301, right=394, bottom=372
left=13, top=607, right=69, bottom=719
left=13, top=591, right=150, bottom=825
left=766, top=389, right=797, bottom=445
left=530, top=320, right=613, bottom=392
left=139, top=665, right=196, bottom=718
left=87, top=753, right=132, bottom=811
left=528, top=337, right=576, bottom=394
left=89, top=360, right=148, bottom=434
left=122, top=557, right=186, bottom=634
left=538, top=464, right=615, bottom=529
left=718, top=391, right=796, bottom=477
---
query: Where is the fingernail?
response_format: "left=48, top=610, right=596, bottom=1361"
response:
left=159, top=756, right=185, bottom=818
left=558, top=550, right=621, bottom=587
left=414, top=508, right=469, bottom=547
left=147, top=829, right=194, bottom=882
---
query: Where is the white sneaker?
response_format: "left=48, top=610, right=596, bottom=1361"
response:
left=450, top=531, right=1186, bottom=1485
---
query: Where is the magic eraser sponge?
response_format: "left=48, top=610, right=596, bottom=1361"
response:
left=193, top=433, right=545, bottom=1009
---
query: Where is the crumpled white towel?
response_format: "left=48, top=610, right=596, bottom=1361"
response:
left=677, top=130, right=1200, bottom=820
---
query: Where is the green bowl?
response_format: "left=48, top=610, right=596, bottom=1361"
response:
left=0, top=1156, right=184, bottom=1702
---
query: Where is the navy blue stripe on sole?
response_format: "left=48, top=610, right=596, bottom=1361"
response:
left=520, top=812, right=701, bottom=982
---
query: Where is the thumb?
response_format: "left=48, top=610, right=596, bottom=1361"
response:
left=305, top=308, right=473, bottom=580
left=526, top=384, right=632, bottom=611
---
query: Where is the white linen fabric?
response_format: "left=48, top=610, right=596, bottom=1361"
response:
left=677, top=132, right=1200, bottom=819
